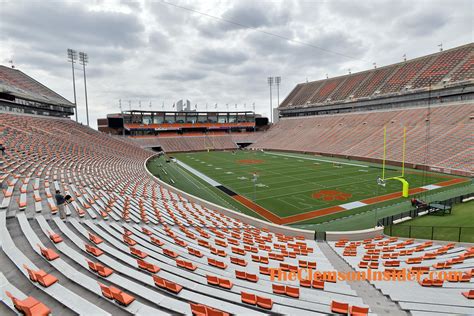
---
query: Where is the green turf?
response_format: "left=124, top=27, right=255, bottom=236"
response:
left=147, top=150, right=472, bottom=231
left=146, top=155, right=265, bottom=220
left=384, top=201, right=474, bottom=242
left=171, top=150, right=455, bottom=216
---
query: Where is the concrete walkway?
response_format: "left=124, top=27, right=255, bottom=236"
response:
left=318, top=241, right=408, bottom=316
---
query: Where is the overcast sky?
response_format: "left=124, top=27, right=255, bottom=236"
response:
left=1, top=0, right=472, bottom=129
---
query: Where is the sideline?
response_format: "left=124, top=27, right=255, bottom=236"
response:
left=175, top=160, right=221, bottom=186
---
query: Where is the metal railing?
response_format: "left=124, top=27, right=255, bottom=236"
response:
left=378, top=192, right=474, bottom=227
left=385, top=225, right=474, bottom=243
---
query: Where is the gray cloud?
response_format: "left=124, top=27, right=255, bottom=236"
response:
left=394, top=10, right=450, bottom=37
left=194, top=48, right=248, bottom=66
left=0, top=2, right=144, bottom=49
left=0, top=0, right=472, bottom=129
left=196, top=0, right=292, bottom=38
left=158, top=69, right=207, bottom=81
left=148, top=31, right=171, bottom=51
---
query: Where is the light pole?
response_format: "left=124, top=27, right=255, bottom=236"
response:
left=67, top=49, right=78, bottom=122
left=267, top=77, right=274, bottom=123
left=79, top=52, right=89, bottom=126
left=275, top=76, right=281, bottom=109
left=119, top=99, right=126, bottom=137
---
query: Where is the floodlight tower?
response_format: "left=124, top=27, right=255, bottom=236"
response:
left=119, top=99, right=125, bottom=137
left=267, top=77, right=274, bottom=123
left=275, top=76, right=281, bottom=110
left=79, top=52, right=89, bottom=126
left=67, top=49, right=78, bottom=122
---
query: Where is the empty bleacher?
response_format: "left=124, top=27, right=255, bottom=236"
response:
left=0, top=66, right=72, bottom=107
left=129, top=134, right=238, bottom=152
left=1, top=112, right=377, bottom=315
left=329, top=236, right=474, bottom=315
left=251, top=102, right=473, bottom=175
left=279, top=43, right=473, bottom=109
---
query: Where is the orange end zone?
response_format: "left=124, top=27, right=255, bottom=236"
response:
left=436, top=178, right=469, bottom=186
left=360, top=187, right=427, bottom=204
left=279, top=206, right=346, bottom=225
left=232, top=195, right=282, bottom=224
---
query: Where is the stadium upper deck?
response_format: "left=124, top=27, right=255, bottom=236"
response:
left=0, top=65, right=74, bottom=117
left=280, top=43, right=473, bottom=117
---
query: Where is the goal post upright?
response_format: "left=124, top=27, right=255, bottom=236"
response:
left=382, top=125, right=387, bottom=180
left=380, top=125, right=409, bottom=198
left=401, top=126, right=407, bottom=178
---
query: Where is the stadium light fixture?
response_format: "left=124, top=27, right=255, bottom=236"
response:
left=67, top=49, right=78, bottom=122
left=275, top=76, right=281, bottom=110
left=267, top=77, right=274, bottom=123
left=79, top=51, right=89, bottom=126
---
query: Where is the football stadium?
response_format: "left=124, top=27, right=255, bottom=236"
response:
left=0, top=1, right=473, bottom=316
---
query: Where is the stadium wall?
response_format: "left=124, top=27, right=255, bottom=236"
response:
left=145, top=154, right=385, bottom=240
left=326, top=227, right=384, bottom=241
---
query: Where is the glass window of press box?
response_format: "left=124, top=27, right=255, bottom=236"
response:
left=197, top=114, right=208, bottom=123
left=164, top=113, right=175, bottom=124
left=208, top=114, right=217, bottom=123
left=142, top=115, right=152, bottom=125
left=218, top=113, right=228, bottom=123
left=153, top=113, right=164, bottom=124
left=186, top=112, right=198, bottom=123
left=176, top=114, right=185, bottom=123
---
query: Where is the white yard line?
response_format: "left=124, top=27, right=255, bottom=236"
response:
left=176, top=160, right=222, bottom=186
left=172, top=161, right=242, bottom=211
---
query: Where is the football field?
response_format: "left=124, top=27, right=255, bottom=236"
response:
left=162, top=150, right=467, bottom=225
